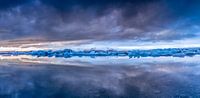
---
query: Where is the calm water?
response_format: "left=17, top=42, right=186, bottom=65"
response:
left=0, top=56, right=200, bottom=98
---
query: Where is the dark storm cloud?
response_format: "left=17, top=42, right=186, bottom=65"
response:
left=0, top=0, right=30, bottom=10
left=40, top=0, right=159, bottom=16
left=0, top=0, right=199, bottom=42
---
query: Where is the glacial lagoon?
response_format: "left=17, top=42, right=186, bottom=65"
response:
left=0, top=55, right=200, bottom=98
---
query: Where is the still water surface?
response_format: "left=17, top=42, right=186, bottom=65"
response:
left=0, top=56, right=200, bottom=98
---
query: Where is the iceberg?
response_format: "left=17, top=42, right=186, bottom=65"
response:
left=1, top=47, right=200, bottom=58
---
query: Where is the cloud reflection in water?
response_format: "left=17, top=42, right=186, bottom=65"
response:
left=0, top=56, right=200, bottom=97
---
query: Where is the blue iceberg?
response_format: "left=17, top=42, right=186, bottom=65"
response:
left=1, top=47, right=200, bottom=58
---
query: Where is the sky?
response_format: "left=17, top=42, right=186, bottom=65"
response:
left=0, top=0, right=200, bottom=51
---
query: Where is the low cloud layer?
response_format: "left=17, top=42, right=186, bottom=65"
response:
left=0, top=0, right=200, bottom=44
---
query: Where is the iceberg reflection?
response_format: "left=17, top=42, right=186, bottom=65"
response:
left=0, top=56, right=200, bottom=97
